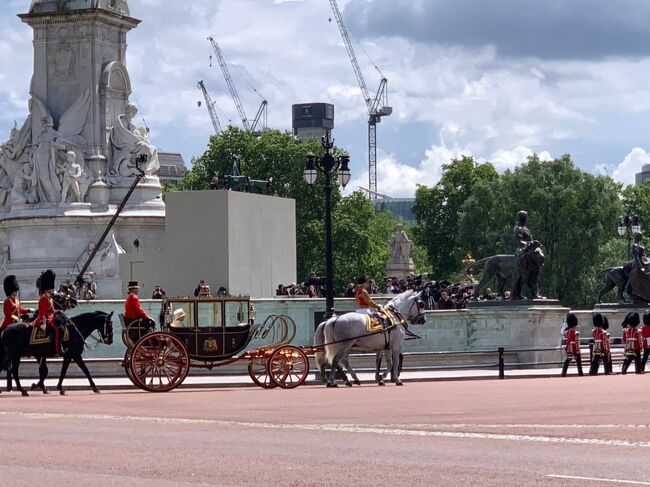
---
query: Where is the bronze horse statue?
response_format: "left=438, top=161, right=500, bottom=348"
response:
left=467, top=241, right=545, bottom=300
left=0, top=305, right=113, bottom=396
left=596, top=265, right=631, bottom=303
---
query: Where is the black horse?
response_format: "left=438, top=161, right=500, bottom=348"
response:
left=0, top=310, right=113, bottom=396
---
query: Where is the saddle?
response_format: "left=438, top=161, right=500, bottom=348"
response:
left=29, top=326, right=70, bottom=347
left=364, top=309, right=400, bottom=334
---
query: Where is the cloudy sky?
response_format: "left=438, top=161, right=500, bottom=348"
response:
left=1, top=0, right=650, bottom=196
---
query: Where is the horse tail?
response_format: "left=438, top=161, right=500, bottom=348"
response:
left=323, top=318, right=338, bottom=365
left=596, top=267, right=613, bottom=282
left=466, top=257, right=489, bottom=277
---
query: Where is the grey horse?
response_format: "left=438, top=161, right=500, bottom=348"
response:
left=319, top=290, right=425, bottom=387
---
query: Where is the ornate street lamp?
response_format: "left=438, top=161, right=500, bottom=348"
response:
left=303, top=131, right=351, bottom=318
left=618, top=215, right=642, bottom=259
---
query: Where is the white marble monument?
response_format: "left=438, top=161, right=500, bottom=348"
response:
left=385, top=224, right=416, bottom=278
left=0, top=0, right=165, bottom=298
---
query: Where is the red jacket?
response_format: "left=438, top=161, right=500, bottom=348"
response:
left=603, top=332, right=611, bottom=352
left=623, top=327, right=641, bottom=353
left=1, top=296, right=29, bottom=329
left=355, top=288, right=380, bottom=310
left=125, top=293, right=150, bottom=321
left=640, top=325, right=650, bottom=350
left=564, top=328, right=580, bottom=355
left=31, top=295, right=54, bottom=329
left=591, top=328, right=605, bottom=355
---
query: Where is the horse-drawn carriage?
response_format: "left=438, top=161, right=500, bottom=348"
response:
left=121, top=295, right=310, bottom=392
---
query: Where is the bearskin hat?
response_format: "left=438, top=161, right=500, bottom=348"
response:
left=3, top=275, right=19, bottom=297
left=357, top=276, right=367, bottom=285
left=565, top=313, right=578, bottom=329
left=602, top=316, right=610, bottom=331
left=644, top=312, right=650, bottom=326
left=628, top=312, right=640, bottom=327
left=592, top=313, right=604, bottom=328
left=37, top=269, right=56, bottom=293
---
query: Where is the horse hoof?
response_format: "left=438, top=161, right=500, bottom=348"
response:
left=326, top=383, right=338, bottom=388
left=21, top=390, right=29, bottom=397
left=378, top=380, right=385, bottom=386
left=30, top=383, right=39, bottom=391
left=92, top=388, right=101, bottom=394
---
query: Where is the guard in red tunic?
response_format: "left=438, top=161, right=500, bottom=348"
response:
left=124, top=281, right=155, bottom=328
left=641, top=312, right=650, bottom=372
left=602, top=316, right=613, bottom=375
left=589, top=313, right=609, bottom=376
left=1, top=275, right=31, bottom=330
left=355, top=277, right=381, bottom=315
left=621, top=312, right=642, bottom=375
left=31, top=269, right=61, bottom=354
left=561, top=313, right=583, bottom=376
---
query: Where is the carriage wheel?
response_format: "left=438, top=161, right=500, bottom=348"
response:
left=129, top=332, right=190, bottom=393
left=123, top=350, right=137, bottom=386
left=268, top=346, right=309, bottom=389
left=247, top=354, right=277, bottom=389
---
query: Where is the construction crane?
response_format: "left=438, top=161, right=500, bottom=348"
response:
left=329, top=0, right=392, bottom=199
left=197, top=80, right=223, bottom=135
left=207, top=36, right=267, bottom=134
left=358, top=186, right=396, bottom=201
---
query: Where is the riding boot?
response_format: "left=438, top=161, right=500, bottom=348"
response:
left=589, top=356, right=600, bottom=376
left=576, top=355, right=584, bottom=376
left=561, top=358, right=570, bottom=377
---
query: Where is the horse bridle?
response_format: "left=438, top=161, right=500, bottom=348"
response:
left=389, top=295, right=426, bottom=326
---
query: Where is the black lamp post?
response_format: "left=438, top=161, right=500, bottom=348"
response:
left=618, top=215, right=642, bottom=259
left=304, top=131, right=351, bottom=319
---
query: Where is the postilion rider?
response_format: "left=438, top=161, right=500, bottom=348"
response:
left=31, top=269, right=65, bottom=354
left=1, top=275, right=32, bottom=331
left=124, top=281, right=156, bottom=330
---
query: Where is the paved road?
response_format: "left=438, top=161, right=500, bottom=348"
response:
left=1, top=376, right=650, bottom=486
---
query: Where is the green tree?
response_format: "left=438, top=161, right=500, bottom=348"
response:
left=413, top=156, right=499, bottom=277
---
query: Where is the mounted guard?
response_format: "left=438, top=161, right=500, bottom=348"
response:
left=355, top=276, right=381, bottom=315
left=31, top=269, right=65, bottom=355
left=1, top=275, right=31, bottom=330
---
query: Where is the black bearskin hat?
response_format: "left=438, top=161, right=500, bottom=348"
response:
left=603, top=316, right=610, bottom=331
left=357, top=276, right=367, bottom=285
left=628, top=312, right=640, bottom=327
left=565, top=313, right=578, bottom=329
left=3, top=275, right=19, bottom=297
left=592, top=313, right=604, bottom=328
left=644, top=312, right=650, bottom=326
left=37, top=269, right=56, bottom=293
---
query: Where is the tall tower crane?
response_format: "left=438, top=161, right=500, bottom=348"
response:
left=207, top=36, right=267, bottom=134
left=197, top=80, right=223, bottom=135
left=329, top=0, right=392, bottom=199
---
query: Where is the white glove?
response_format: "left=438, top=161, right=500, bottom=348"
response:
left=39, top=324, right=46, bottom=332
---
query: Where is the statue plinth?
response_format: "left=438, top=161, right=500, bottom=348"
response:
left=386, top=224, right=415, bottom=279
left=385, top=259, right=415, bottom=279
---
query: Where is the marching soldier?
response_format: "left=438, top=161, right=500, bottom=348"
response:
left=641, top=311, right=650, bottom=372
left=589, top=313, right=610, bottom=376
left=31, top=269, right=63, bottom=355
left=621, top=312, right=642, bottom=375
left=1, top=275, right=31, bottom=330
left=602, top=316, right=613, bottom=375
left=561, top=313, right=583, bottom=376
left=124, top=281, right=155, bottom=329
left=355, top=277, right=382, bottom=315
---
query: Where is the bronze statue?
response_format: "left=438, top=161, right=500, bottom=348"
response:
left=626, top=232, right=650, bottom=305
left=511, top=211, right=545, bottom=300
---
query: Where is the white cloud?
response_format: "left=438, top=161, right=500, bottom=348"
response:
left=611, top=147, right=650, bottom=185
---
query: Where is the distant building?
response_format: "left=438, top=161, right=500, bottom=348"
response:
left=374, top=198, right=416, bottom=224
left=158, top=152, right=187, bottom=184
left=636, top=164, right=650, bottom=185
left=292, top=103, right=334, bottom=140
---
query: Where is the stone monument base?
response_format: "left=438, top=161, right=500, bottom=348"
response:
left=468, top=299, right=561, bottom=308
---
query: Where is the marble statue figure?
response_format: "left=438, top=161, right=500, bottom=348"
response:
left=61, top=151, right=83, bottom=203
left=110, top=103, right=160, bottom=177
left=389, top=224, right=413, bottom=261
left=11, top=163, right=37, bottom=205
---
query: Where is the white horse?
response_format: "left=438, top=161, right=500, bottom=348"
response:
left=317, top=290, right=425, bottom=387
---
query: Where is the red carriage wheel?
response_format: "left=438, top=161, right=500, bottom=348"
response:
left=247, top=354, right=277, bottom=389
left=268, top=345, right=309, bottom=389
left=129, top=332, right=190, bottom=393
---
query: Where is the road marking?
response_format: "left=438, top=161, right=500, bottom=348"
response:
left=379, top=423, right=650, bottom=429
left=547, top=474, right=650, bottom=485
left=1, top=411, right=649, bottom=448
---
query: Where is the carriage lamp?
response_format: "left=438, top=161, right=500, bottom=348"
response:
left=249, top=305, right=256, bottom=323
left=303, top=131, right=353, bottom=318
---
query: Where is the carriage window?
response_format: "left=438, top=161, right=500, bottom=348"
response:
left=168, top=302, right=193, bottom=328
left=197, top=302, right=221, bottom=328
left=225, top=301, right=248, bottom=326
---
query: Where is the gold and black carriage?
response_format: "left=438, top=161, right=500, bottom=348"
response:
left=121, top=296, right=309, bottom=392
